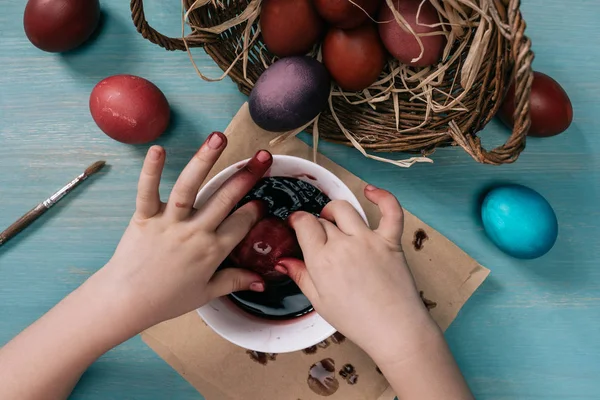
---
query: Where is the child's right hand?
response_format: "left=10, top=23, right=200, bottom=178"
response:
left=277, top=186, right=439, bottom=363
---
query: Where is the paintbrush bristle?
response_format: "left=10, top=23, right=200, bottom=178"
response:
left=84, top=160, right=106, bottom=176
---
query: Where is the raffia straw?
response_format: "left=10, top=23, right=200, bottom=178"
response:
left=181, top=0, right=261, bottom=82
left=460, top=5, right=492, bottom=89
left=241, top=7, right=261, bottom=84
left=186, top=0, right=260, bottom=34
left=312, top=115, right=320, bottom=163
left=393, top=91, right=400, bottom=131
left=269, top=116, right=318, bottom=147
left=186, top=0, right=217, bottom=14
left=327, top=95, right=433, bottom=168
left=490, top=0, right=511, bottom=38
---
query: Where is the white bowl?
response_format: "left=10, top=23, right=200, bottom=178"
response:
left=194, top=155, right=367, bottom=353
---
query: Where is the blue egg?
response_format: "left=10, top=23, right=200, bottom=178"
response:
left=481, top=185, right=558, bottom=259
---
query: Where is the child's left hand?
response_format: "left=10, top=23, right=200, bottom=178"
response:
left=102, top=132, right=272, bottom=330
left=0, top=133, right=275, bottom=400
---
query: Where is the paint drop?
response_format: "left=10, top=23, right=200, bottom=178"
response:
left=303, top=345, right=318, bottom=355
left=413, top=229, right=429, bottom=250
left=247, top=350, right=277, bottom=365
left=307, top=358, right=339, bottom=396
left=419, top=291, right=437, bottom=310
left=330, top=331, right=346, bottom=344
left=339, top=364, right=359, bottom=385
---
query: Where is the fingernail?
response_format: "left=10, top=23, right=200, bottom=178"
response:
left=207, top=132, right=225, bottom=149
left=274, top=264, right=288, bottom=274
left=249, top=282, right=265, bottom=292
left=365, top=184, right=378, bottom=191
left=149, top=146, right=162, bottom=161
left=256, top=150, right=271, bottom=163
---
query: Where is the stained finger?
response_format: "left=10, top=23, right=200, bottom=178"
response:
left=364, top=185, right=404, bottom=243
left=320, top=200, right=369, bottom=235
left=135, top=146, right=165, bottom=219
left=166, top=132, right=227, bottom=220
left=194, top=150, right=272, bottom=230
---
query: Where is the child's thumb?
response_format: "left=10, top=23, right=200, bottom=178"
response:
left=208, top=268, right=265, bottom=299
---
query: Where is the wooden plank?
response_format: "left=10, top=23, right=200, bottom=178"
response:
left=1, top=0, right=599, bottom=399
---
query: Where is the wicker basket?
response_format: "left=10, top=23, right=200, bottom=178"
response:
left=130, top=0, right=534, bottom=165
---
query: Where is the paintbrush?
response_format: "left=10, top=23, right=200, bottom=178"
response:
left=0, top=161, right=106, bottom=247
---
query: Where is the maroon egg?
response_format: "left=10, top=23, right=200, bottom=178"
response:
left=230, top=217, right=302, bottom=281
left=323, top=24, right=386, bottom=91
left=378, top=0, right=446, bottom=67
left=499, top=71, right=573, bottom=137
left=260, top=0, right=325, bottom=57
left=313, top=0, right=382, bottom=29
left=90, top=75, right=171, bottom=145
left=24, top=0, right=101, bottom=53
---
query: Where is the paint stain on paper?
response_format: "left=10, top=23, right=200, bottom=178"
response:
left=302, top=332, right=345, bottom=355
left=413, top=229, right=429, bottom=250
left=420, top=291, right=437, bottom=310
left=307, top=358, right=339, bottom=396
left=247, top=351, right=277, bottom=365
left=339, top=363, right=359, bottom=385
left=331, top=331, right=346, bottom=344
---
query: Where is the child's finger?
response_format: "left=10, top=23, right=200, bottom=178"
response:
left=364, top=185, right=404, bottom=244
left=194, top=150, right=272, bottom=231
left=216, top=201, right=265, bottom=249
left=208, top=268, right=265, bottom=299
left=320, top=200, right=369, bottom=236
left=275, top=258, right=319, bottom=301
left=136, top=146, right=165, bottom=219
left=166, top=132, right=227, bottom=221
left=318, top=218, right=344, bottom=239
left=289, top=211, right=328, bottom=250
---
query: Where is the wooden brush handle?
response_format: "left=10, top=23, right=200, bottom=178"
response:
left=0, top=204, right=47, bottom=246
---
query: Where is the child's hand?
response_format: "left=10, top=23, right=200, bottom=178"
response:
left=102, top=132, right=273, bottom=330
left=277, top=186, right=437, bottom=362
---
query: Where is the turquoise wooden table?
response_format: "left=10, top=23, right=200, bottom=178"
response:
left=1, top=0, right=599, bottom=399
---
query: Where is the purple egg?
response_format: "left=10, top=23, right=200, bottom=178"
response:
left=249, top=56, right=331, bottom=132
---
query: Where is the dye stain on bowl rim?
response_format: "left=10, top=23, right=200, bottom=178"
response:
left=226, top=177, right=331, bottom=320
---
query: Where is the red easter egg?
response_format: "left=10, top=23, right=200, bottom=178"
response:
left=260, top=0, right=325, bottom=57
left=313, top=0, right=382, bottom=29
left=499, top=71, right=573, bottom=137
left=322, top=24, right=386, bottom=92
left=90, top=75, right=171, bottom=144
left=230, top=217, right=302, bottom=281
left=24, top=0, right=101, bottom=53
left=378, top=0, right=446, bottom=67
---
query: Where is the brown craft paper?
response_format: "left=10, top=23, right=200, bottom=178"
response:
left=142, top=103, right=490, bottom=400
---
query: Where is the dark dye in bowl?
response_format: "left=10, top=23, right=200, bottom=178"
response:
left=227, top=177, right=330, bottom=320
